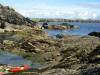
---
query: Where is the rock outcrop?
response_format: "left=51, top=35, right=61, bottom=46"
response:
left=88, top=31, right=100, bottom=38
left=0, top=4, right=43, bottom=32
left=42, top=22, right=77, bottom=30
left=0, top=4, right=39, bottom=27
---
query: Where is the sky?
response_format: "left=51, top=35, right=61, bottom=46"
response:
left=0, top=0, right=100, bottom=19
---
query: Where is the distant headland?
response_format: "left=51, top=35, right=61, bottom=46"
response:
left=30, top=18, right=100, bottom=23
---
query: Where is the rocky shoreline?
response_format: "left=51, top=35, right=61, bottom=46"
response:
left=0, top=4, right=100, bottom=75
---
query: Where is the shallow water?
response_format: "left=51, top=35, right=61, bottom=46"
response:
left=0, top=32, right=43, bottom=68
left=41, top=22, right=100, bottom=37
left=0, top=53, right=44, bottom=68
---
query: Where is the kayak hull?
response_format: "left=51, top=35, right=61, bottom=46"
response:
left=9, top=65, right=29, bottom=72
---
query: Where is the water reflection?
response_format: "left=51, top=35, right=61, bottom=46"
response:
left=0, top=32, right=44, bottom=68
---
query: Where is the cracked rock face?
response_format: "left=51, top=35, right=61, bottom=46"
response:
left=0, top=4, right=38, bottom=26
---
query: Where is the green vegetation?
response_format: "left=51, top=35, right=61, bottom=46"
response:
left=30, top=18, right=100, bottom=23
left=30, top=18, right=41, bottom=21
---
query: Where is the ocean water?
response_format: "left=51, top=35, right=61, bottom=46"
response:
left=41, top=22, right=100, bottom=37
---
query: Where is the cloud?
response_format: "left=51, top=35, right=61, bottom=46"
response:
left=16, top=8, right=98, bottom=19
left=78, top=12, right=97, bottom=19
left=16, top=8, right=51, bottom=18
left=14, top=4, right=99, bottom=19
left=92, top=14, right=97, bottom=19
left=1, top=0, right=100, bottom=19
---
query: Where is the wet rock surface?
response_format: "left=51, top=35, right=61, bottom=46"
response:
left=2, top=31, right=100, bottom=75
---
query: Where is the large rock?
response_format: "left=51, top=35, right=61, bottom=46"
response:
left=0, top=4, right=38, bottom=26
left=88, top=31, right=100, bottom=38
left=59, top=23, right=78, bottom=29
left=42, top=22, right=78, bottom=30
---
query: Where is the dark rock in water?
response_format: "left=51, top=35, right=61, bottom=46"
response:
left=88, top=31, right=100, bottom=38
left=59, top=23, right=78, bottom=29
left=56, top=34, right=66, bottom=38
left=0, top=4, right=38, bottom=26
left=42, top=22, right=77, bottom=29
left=43, top=22, right=48, bottom=26
left=42, top=22, right=50, bottom=29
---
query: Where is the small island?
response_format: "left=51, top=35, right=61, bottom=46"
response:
left=42, top=22, right=78, bottom=30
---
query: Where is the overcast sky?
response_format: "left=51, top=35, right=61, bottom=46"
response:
left=0, top=0, right=100, bottom=19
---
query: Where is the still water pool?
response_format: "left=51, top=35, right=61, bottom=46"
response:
left=0, top=32, right=43, bottom=68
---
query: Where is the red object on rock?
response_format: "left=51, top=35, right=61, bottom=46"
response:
left=23, top=65, right=28, bottom=69
left=9, top=65, right=29, bottom=72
